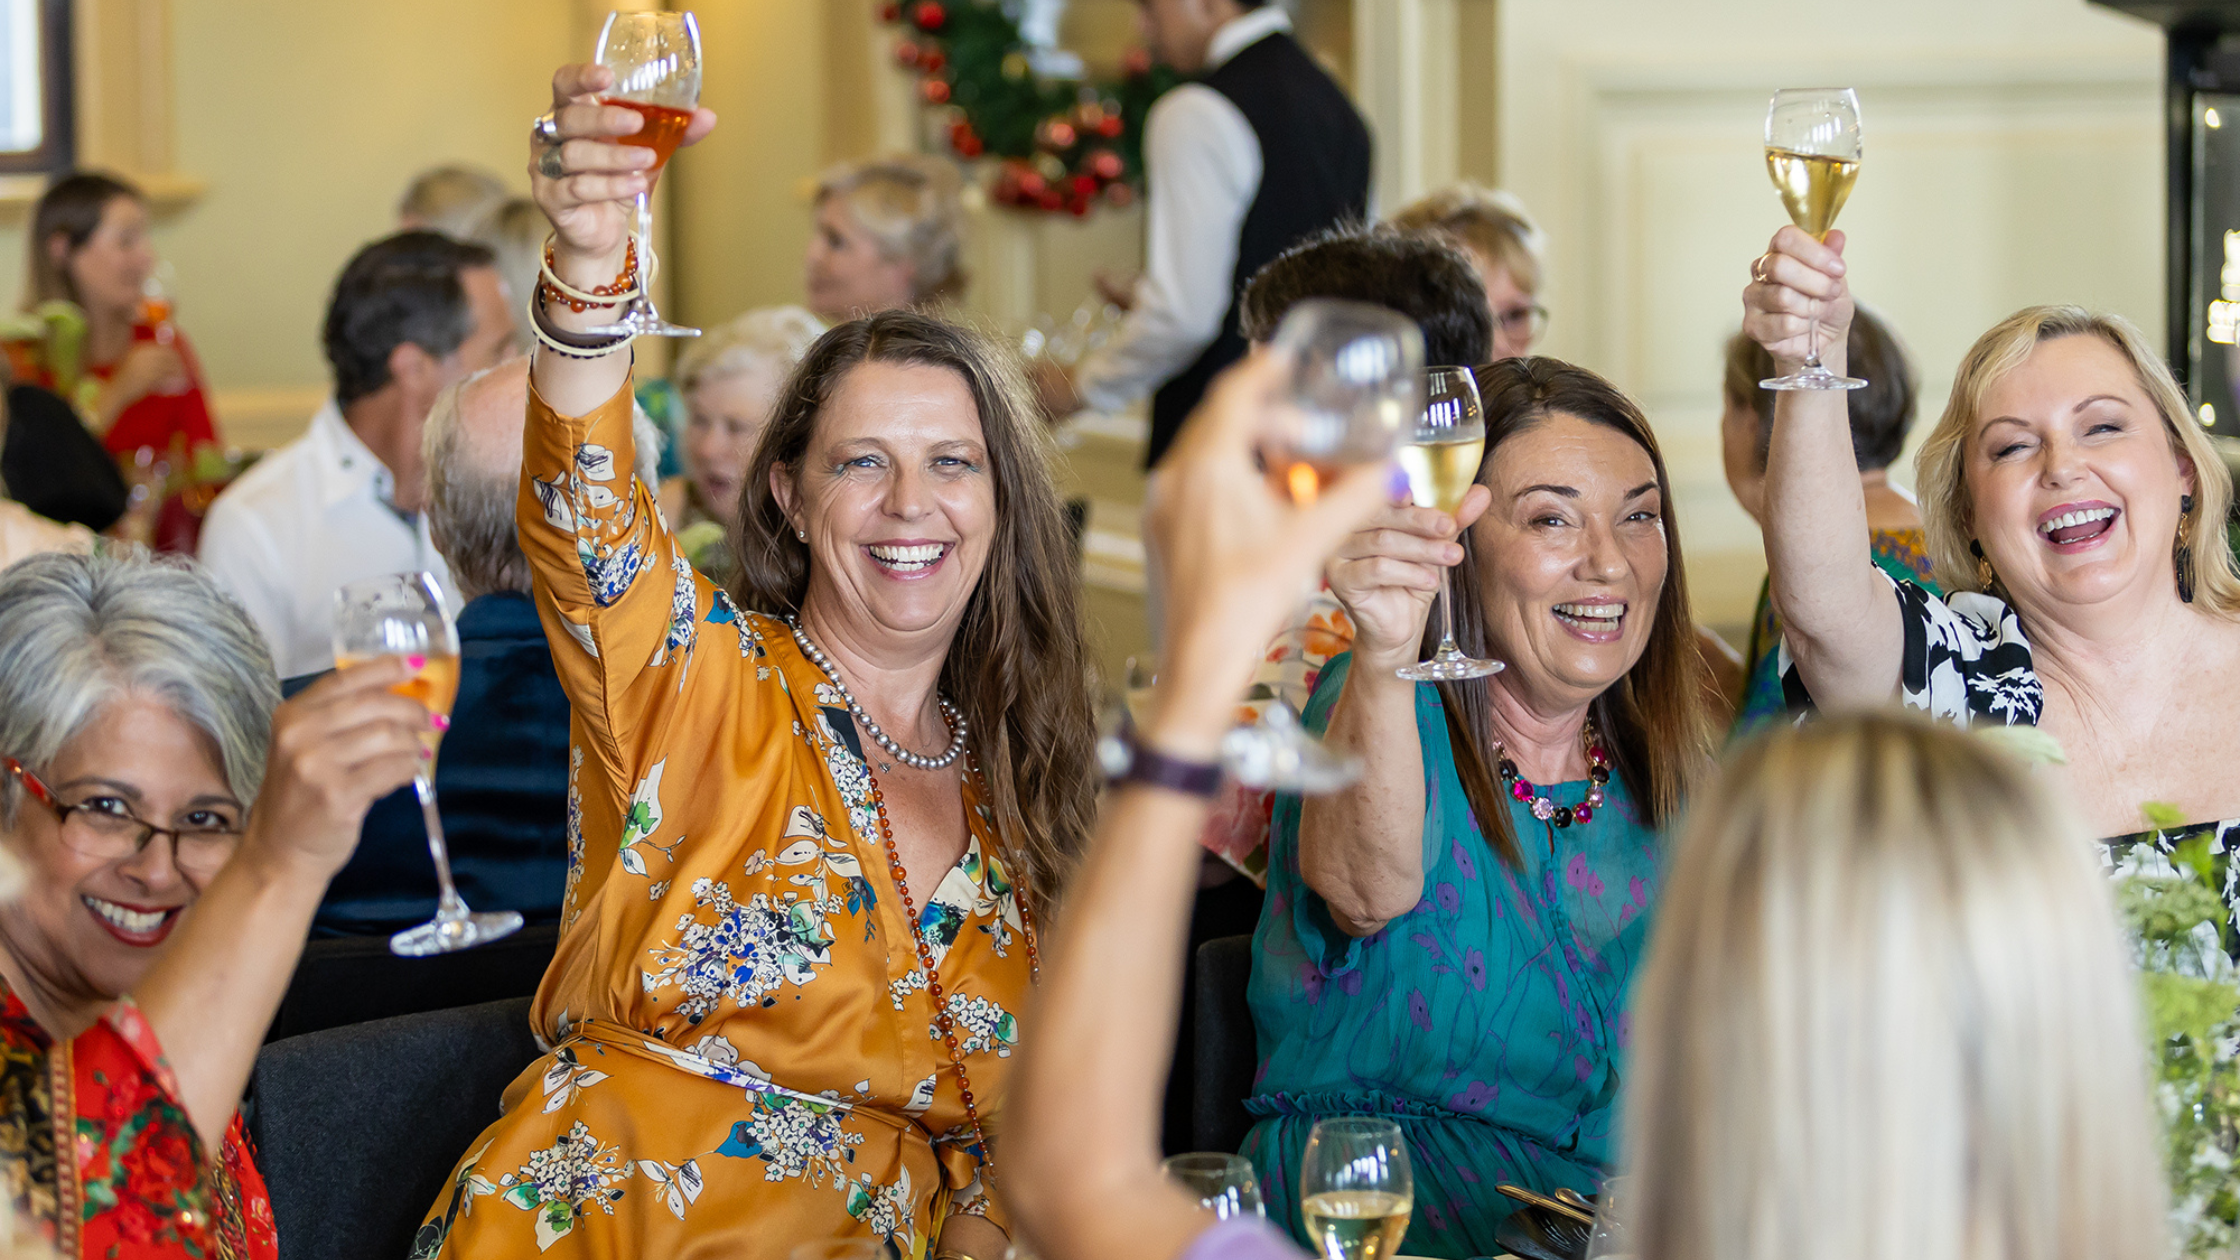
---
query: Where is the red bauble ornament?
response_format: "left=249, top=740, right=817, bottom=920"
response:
left=1038, top=188, right=1065, bottom=211
left=950, top=121, right=983, bottom=158
left=912, top=1, right=946, bottom=31
left=1044, top=121, right=1077, bottom=150
left=1071, top=174, right=1098, bottom=198
left=920, top=48, right=946, bottom=73
left=895, top=41, right=921, bottom=67
left=920, top=77, right=951, bottom=104
left=879, top=2, right=901, bottom=22
left=1095, top=114, right=1124, bottom=138
left=1016, top=171, right=1047, bottom=199
left=1089, top=149, right=1124, bottom=181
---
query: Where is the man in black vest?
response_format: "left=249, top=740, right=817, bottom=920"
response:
left=1049, top=0, right=1372, bottom=473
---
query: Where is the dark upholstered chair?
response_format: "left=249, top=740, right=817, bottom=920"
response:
left=1192, top=933, right=1259, bottom=1153
left=264, top=923, right=558, bottom=1042
left=248, top=997, right=543, bottom=1260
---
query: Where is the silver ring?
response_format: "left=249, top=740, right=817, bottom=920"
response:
left=532, top=111, right=561, bottom=145
left=537, top=145, right=568, bottom=180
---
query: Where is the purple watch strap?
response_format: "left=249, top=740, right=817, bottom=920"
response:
left=1115, top=736, right=1224, bottom=799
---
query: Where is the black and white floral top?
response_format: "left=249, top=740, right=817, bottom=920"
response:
left=1780, top=572, right=2240, bottom=953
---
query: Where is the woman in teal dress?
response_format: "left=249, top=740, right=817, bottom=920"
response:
left=1245, top=359, right=1715, bottom=1257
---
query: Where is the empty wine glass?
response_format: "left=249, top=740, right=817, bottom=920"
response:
left=332, top=572, right=523, bottom=955
left=1581, top=1175, right=1632, bottom=1260
left=1162, top=1152, right=1268, bottom=1221
left=585, top=10, right=703, bottom=340
left=1760, top=87, right=1865, bottom=391
left=1224, top=299, right=1422, bottom=794
left=1397, top=367, right=1502, bottom=681
left=1300, top=1117, right=1414, bottom=1260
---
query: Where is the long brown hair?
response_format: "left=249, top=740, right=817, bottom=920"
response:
left=733, top=310, right=1096, bottom=917
left=1442, top=358, right=1715, bottom=867
left=24, top=171, right=143, bottom=310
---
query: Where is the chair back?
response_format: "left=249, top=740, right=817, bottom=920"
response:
left=265, top=923, right=557, bottom=1042
left=248, top=996, right=542, bottom=1260
left=1192, top=933, right=1259, bottom=1153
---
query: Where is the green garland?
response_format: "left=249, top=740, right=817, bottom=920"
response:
left=879, top=0, right=1178, bottom=215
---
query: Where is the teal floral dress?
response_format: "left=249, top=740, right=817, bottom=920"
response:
left=1242, top=655, right=1661, bottom=1258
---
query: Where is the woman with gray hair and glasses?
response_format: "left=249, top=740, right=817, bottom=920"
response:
left=0, top=550, right=431, bottom=1257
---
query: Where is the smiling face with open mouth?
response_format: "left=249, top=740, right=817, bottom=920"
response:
left=1469, top=413, right=1670, bottom=709
left=0, top=695, right=238, bottom=1027
left=1967, top=334, right=2196, bottom=613
left=776, top=360, right=996, bottom=648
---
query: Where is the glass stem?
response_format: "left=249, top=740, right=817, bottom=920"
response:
left=415, top=773, right=467, bottom=919
left=1435, top=568, right=1459, bottom=655
left=1802, top=293, right=1823, bottom=371
left=633, top=191, right=657, bottom=318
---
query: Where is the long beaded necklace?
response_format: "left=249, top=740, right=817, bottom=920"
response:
left=792, top=621, right=1039, bottom=1191
left=1495, top=719, right=1610, bottom=829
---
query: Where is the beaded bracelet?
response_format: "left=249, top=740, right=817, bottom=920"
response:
left=526, top=294, right=631, bottom=360
left=540, top=234, right=641, bottom=311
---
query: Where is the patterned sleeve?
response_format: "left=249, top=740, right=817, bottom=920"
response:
left=515, top=377, right=752, bottom=775
left=1778, top=571, right=2042, bottom=726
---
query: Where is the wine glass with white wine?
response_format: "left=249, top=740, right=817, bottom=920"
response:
left=1300, top=1117, right=1413, bottom=1260
left=1396, top=367, right=1502, bottom=681
left=1760, top=87, right=1866, bottom=392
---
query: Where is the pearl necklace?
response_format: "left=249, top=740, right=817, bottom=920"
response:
left=1495, top=719, right=1610, bottom=828
left=789, top=619, right=968, bottom=770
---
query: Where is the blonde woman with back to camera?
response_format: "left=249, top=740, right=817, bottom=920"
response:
left=804, top=156, right=968, bottom=322
left=1621, top=712, right=2167, bottom=1260
left=1743, top=226, right=2240, bottom=885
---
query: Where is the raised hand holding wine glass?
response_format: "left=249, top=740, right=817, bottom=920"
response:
left=1758, top=87, right=1865, bottom=391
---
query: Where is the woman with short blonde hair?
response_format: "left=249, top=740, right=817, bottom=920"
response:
left=658, top=306, right=825, bottom=577
left=1741, top=226, right=2240, bottom=859
left=1389, top=183, right=1548, bottom=358
left=804, top=155, right=968, bottom=321
left=1623, top=712, right=2167, bottom=1260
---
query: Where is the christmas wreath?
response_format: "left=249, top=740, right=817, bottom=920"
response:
left=879, top=0, right=1179, bottom=216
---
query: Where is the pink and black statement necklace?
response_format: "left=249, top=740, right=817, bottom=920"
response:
left=1495, top=719, right=1610, bottom=828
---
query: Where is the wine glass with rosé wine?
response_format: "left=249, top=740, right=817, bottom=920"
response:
left=332, top=572, right=523, bottom=956
left=586, top=10, right=704, bottom=339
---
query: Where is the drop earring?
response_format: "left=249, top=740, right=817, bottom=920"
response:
left=1969, top=538, right=1995, bottom=593
left=2176, top=494, right=2197, bottom=604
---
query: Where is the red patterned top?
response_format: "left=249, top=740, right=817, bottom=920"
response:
left=0, top=982, right=275, bottom=1258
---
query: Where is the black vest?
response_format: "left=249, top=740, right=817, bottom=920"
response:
left=1145, top=30, right=1372, bottom=470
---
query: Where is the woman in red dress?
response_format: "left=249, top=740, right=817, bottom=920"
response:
left=5, top=172, right=220, bottom=457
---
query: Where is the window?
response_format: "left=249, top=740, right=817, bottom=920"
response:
left=0, top=0, right=72, bottom=174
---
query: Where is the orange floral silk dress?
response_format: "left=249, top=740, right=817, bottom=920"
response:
left=415, top=379, right=1031, bottom=1257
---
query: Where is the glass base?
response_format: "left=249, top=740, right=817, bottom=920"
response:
left=1760, top=367, right=1867, bottom=391
left=1397, top=649, right=1505, bottom=682
left=1221, top=705, right=1361, bottom=793
left=584, top=301, right=702, bottom=339
left=390, top=909, right=525, bottom=957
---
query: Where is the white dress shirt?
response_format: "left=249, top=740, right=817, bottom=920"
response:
left=198, top=400, right=458, bottom=678
left=1074, top=5, right=1294, bottom=415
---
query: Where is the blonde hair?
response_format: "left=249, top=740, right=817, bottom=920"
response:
left=1623, top=712, right=2167, bottom=1260
left=1388, top=182, right=1547, bottom=295
left=814, top=156, right=968, bottom=306
left=673, top=306, right=826, bottom=399
left=1915, top=305, right=2239, bottom=612
left=397, top=165, right=508, bottom=238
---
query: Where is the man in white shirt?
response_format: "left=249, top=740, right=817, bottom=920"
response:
left=1048, top=0, right=1372, bottom=471
left=199, top=231, right=516, bottom=677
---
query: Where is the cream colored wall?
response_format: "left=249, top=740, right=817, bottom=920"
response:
left=0, top=0, right=585, bottom=449
left=1493, top=0, right=2166, bottom=630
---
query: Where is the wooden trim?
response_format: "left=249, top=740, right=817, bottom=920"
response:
left=0, top=0, right=76, bottom=174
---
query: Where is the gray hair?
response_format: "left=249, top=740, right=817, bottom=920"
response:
left=424, top=362, right=662, bottom=601
left=0, top=550, right=279, bottom=826
left=814, top=155, right=968, bottom=306
left=398, top=164, right=509, bottom=238
left=673, top=307, right=826, bottom=399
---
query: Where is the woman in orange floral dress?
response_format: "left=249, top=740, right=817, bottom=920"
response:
left=414, top=64, right=1096, bottom=1258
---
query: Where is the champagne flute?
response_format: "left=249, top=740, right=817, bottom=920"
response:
left=585, top=10, right=703, bottom=340
left=1162, top=1152, right=1268, bottom=1221
left=1759, top=87, right=1866, bottom=391
left=332, top=572, right=524, bottom=956
left=1223, top=299, right=1422, bottom=794
left=1300, top=1117, right=1413, bottom=1260
left=1396, top=367, right=1502, bottom=681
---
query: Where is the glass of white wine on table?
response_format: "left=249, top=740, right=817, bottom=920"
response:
left=1301, top=1117, right=1414, bottom=1260
left=1224, top=298, right=1422, bottom=794
left=585, top=9, right=703, bottom=340
left=1396, top=366, right=1502, bottom=681
left=332, top=572, right=524, bottom=956
left=1760, top=86, right=1866, bottom=391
